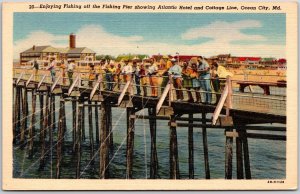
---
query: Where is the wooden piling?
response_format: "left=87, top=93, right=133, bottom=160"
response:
left=24, top=88, right=28, bottom=138
left=39, top=93, right=46, bottom=170
left=225, top=127, right=233, bottom=179
left=82, top=102, right=86, bottom=141
left=88, top=100, right=95, bottom=165
left=99, top=103, right=109, bottom=179
left=20, top=88, right=26, bottom=147
left=49, top=94, right=53, bottom=151
left=126, top=107, right=135, bottom=179
left=236, top=129, right=244, bottom=179
left=51, top=95, right=56, bottom=132
left=72, top=99, right=76, bottom=152
left=28, top=90, right=36, bottom=158
left=169, top=115, right=179, bottom=179
left=202, top=112, right=210, bottom=179
left=241, top=129, right=251, bottom=179
left=188, top=113, right=194, bottom=179
left=13, top=87, right=20, bottom=144
left=56, top=97, right=64, bottom=179
left=148, top=107, right=158, bottom=179
left=76, top=103, right=83, bottom=179
left=95, top=102, right=99, bottom=144
left=62, top=99, right=67, bottom=144
left=107, top=105, right=113, bottom=151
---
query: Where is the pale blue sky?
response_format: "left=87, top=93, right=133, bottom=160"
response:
left=13, top=13, right=286, bottom=58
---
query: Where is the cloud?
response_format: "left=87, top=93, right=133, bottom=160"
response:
left=14, top=31, right=68, bottom=59
left=14, top=22, right=285, bottom=60
left=181, top=20, right=266, bottom=43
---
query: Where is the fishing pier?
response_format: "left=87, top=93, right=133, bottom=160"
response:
left=12, top=68, right=286, bottom=179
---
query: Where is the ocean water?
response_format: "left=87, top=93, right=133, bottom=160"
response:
left=13, top=93, right=286, bottom=179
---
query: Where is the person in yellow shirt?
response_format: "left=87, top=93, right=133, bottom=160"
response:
left=88, top=65, right=96, bottom=87
left=182, top=62, right=194, bottom=102
left=106, top=62, right=116, bottom=91
left=160, top=59, right=172, bottom=94
left=148, top=59, right=159, bottom=97
left=60, top=59, right=67, bottom=85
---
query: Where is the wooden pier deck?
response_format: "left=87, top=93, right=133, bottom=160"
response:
left=12, top=68, right=286, bottom=179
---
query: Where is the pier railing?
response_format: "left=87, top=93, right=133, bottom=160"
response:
left=13, top=67, right=286, bottom=116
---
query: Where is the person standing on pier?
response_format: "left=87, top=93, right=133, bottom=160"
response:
left=47, top=58, right=56, bottom=82
left=32, top=59, right=39, bottom=81
left=168, top=58, right=183, bottom=101
left=88, top=64, right=96, bottom=87
left=139, top=63, right=148, bottom=96
left=148, top=59, right=159, bottom=97
left=106, top=62, right=116, bottom=91
left=211, top=62, right=221, bottom=105
left=67, top=59, right=76, bottom=86
left=190, top=62, right=201, bottom=103
left=197, top=56, right=212, bottom=104
left=132, top=61, right=141, bottom=95
left=160, top=58, right=172, bottom=94
left=182, top=62, right=194, bottom=102
left=60, top=59, right=67, bottom=85
left=114, top=63, right=122, bottom=90
left=121, top=59, right=133, bottom=94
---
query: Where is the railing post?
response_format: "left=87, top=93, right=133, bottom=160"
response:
left=226, top=76, right=233, bottom=116
left=168, top=75, right=174, bottom=106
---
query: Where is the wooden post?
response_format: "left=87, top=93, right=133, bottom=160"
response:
left=49, top=94, right=53, bottom=153
left=236, top=128, right=244, bottom=179
left=169, top=115, right=179, bottom=179
left=76, top=103, right=83, bottom=179
left=225, top=127, right=233, bottom=179
left=56, top=97, right=64, bottom=179
left=20, top=88, right=26, bottom=148
left=82, top=102, right=86, bottom=141
left=241, top=129, right=251, bottom=179
left=62, top=99, right=67, bottom=147
left=51, top=95, right=56, bottom=132
left=39, top=93, right=44, bottom=141
left=107, top=105, right=113, bottom=151
left=148, top=107, right=158, bottom=179
left=24, top=88, right=28, bottom=138
left=13, top=86, right=16, bottom=144
left=39, top=93, right=46, bottom=170
left=202, top=112, right=210, bottom=179
left=88, top=101, right=95, bottom=165
left=72, top=99, right=76, bottom=152
left=188, top=113, right=194, bottom=179
left=99, top=103, right=109, bottom=179
left=13, top=87, right=20, bottom=144
left=17, top=87, right=22, bottom=137
left=28, top=90, right=36, bottom=158
left=95, top=102, right=100, bottom=144
left=126, top=107, right=135, bottom=179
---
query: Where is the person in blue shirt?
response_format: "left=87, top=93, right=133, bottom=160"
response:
left=168, top=58, right=183, bottom=101
left=197, top=56, right=212, bottom=104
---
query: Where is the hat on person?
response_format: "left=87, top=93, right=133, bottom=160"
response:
left=171, top=58, right=176, bottom=62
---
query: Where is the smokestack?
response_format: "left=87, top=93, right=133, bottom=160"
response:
left=69, top=33, right=76, bottom=48
left=33, top=45, right=36, bottom=50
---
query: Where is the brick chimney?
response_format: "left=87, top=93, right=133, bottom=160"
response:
left=69, top=33, right=76, bottom=48
left=32, top=45, right=36, bottom=50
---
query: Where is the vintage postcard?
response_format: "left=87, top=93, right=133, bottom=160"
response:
left=2, top=1, right=298, bottom=190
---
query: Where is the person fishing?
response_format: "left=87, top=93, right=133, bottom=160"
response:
left=197, top=56, right=212, bottom=104
left=32, top=59, right=39, bottom=81
left=47, top=58, right=56, bottom=82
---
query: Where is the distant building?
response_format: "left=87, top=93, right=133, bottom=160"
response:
left=20, top=33, right=96, bottom=65
left=277, top=58, right=287, bottom=70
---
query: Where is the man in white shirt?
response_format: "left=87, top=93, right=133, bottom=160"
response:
left=67, top=59, right=76, bottom=85
left=47, top=58, right=56, bottom=82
